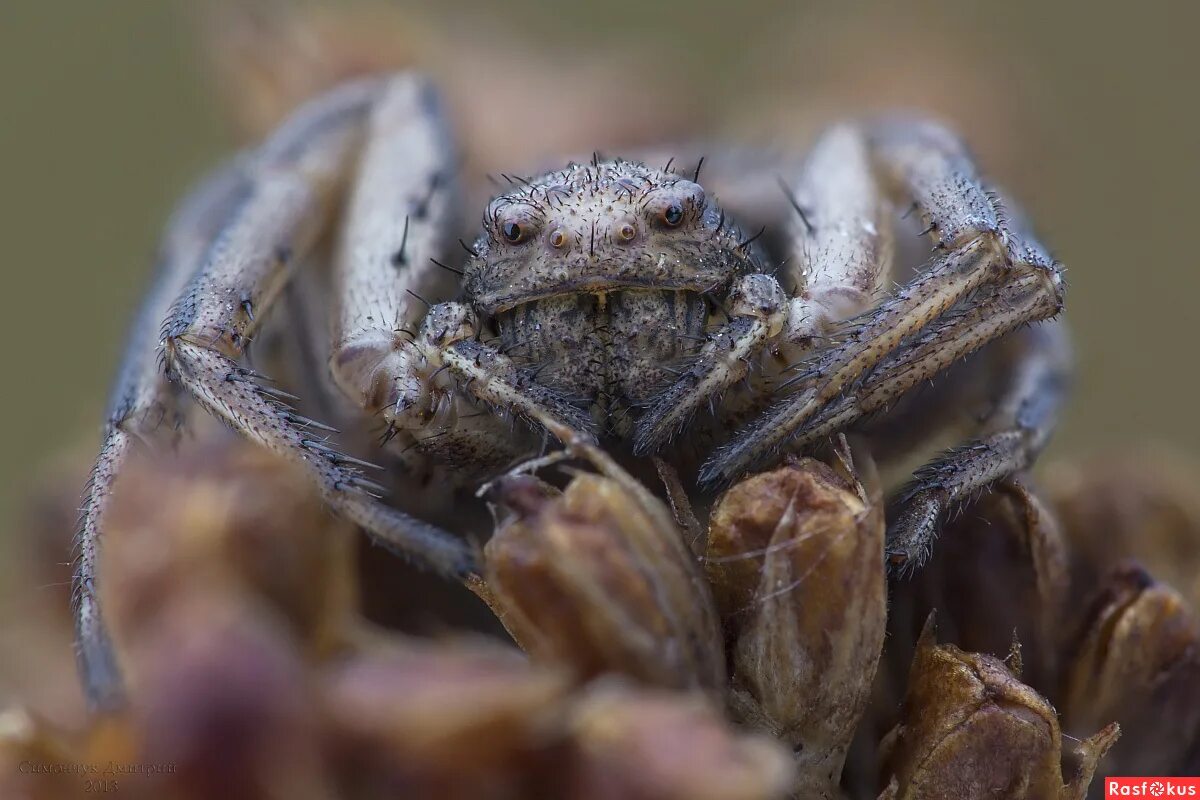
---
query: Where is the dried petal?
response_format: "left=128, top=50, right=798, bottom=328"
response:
left=1063, top=564, right=1200, bottom=777
left=563, top=681, right=794, bottom=800
left=481, top=462, right=724, bottom=693
left=882, top=619, right=1117, bottom=800
left=707, top=458, right=885, bottom=796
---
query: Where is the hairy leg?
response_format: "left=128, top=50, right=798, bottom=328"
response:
left=885, top=309, right=1069, bottom=572
left=633, top=126, right=892, bottom=454
left=777, top=123, right=895, bottom=347
left=162, top=74, right=476, bottom=571
left=774, top=273, right=1061, bottom=450
left=699, top=118, right=1061, bottom=488
left=74, top=159, right=249, bottom=710
left=632, top=273, right=788, bottom=454
left=327, top=73, right=460, bottom=431
left=730, top=210, right=1067, bottom=569
left=325, top=75, right=567, bottom=484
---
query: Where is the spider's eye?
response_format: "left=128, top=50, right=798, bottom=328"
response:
left=549, top=228, right=568, bottom=249
left=502, top=221, right=527, bottom=243
left=618, top=223, right=637, bottom=241
left=490, top=203, right=541, bottom=245
left=662, top=204, right=684, bottom=227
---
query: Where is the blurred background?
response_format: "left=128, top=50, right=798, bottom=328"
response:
left=1, top=0, right=1197, bottom=541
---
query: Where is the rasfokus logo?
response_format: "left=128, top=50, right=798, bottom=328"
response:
left=1106, top=778, right=1200, bottom=797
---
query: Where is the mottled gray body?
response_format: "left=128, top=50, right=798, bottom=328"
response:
left=465, top=160, right=759, bottom=433
left=495, top=290, right=709, bottom=431
left=74, top=72, right=1070, bottom=712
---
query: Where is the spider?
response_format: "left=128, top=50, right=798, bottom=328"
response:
left=74, top=72, right=1067, bottom=710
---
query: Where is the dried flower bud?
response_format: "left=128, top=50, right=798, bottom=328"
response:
left=102, top=442, right=358, bottom=657
left=882, top=619, right=1117, bottom=800
left=1046, top=451, right=1200, bottom=610
left=200, top=4, right=426, bottom=138
left=706, top=458, right=885, bottom=796
left=0, top=707, right=89, bottom=800
left=563, top=681, right=795, bottom=800
left=1063, top=564, right=1200, bottom=777
left=322, top=639, right=572, bottom=797
left=888, top=482, right=1070, bottom=696
left=130, top=591, right=336, bottom=800
left=480, top=450, right=724, bottom=693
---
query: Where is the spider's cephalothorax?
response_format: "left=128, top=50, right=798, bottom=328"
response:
left=74, top=72, right=1069, bottom=711
left=464, top=161, right=764, bottom=434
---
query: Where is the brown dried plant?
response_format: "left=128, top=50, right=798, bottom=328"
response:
left=12, top=425, right=1200, bottom=799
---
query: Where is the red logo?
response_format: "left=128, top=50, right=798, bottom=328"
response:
left=1107, top=778, right=1200, bottom=797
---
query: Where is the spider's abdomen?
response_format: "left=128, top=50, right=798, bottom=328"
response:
left=495, top=290, right=708, bottom=436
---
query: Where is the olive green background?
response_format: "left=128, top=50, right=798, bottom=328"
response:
left=2, top=0, right=1198, bottom=534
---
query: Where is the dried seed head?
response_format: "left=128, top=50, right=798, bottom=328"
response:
left=882, top=619, right=1118, bottom=800
left=1063, top=564, right=1200, bottom=777
left=101, top=442, right=359, bottom=657
left=1046, top=451, right=1200, bottom=611
left=129, top=591, right=334, bottom=800
left=563, top=681, right=795, bottom=800
left=322, top=639, right=573, bottom=792
left=480, top=466, right=724, bottom=693
left=706, top=458, right=885, bottom=795
left=888, top=482, right=1071, bottom=696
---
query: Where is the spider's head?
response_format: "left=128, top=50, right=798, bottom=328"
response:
left=463, top=160, right=763, bottom=314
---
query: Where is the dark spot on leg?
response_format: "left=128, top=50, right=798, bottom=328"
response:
left=391, top=216, right=411, bottom=268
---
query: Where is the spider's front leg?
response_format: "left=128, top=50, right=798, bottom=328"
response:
left=632, top=273, right=788, bottom=455
left=326, top=74, right=526, bottom=478
left=699, top=119, right=1064, bottom=489
left=327, top=75, right=592, bottom=485
left=772, top=265, right=1068, bottom=570
left=161, top=76, right=481, bottom=577
left=633, top=125, right=892, bottom=455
